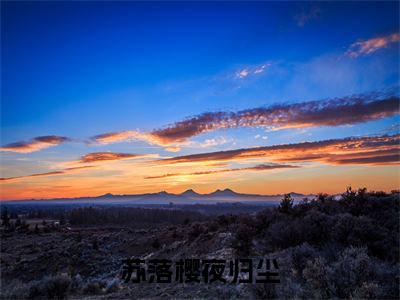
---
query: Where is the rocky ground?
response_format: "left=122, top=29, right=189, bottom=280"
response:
left=1, top=221, right=258, bottom=299
left=2, top=191, right=399, bottom=299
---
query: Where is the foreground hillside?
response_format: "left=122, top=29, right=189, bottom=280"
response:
left=1, top=188, right=399, bottom=299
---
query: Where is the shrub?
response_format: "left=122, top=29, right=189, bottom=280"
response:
left=207, top=221, right=219, bottom=233
left=172, top=230, right=179, bottom=239
left=0, top=280, right=30, bottom=299
left=303, top=257, right=332, bottom=298
left=105, top=278, right=120, bottom=293
left=330, top=246, right=374, bottom=298
left=332, top=214, right=390, bottom=259
left=263, top=221, right=300, bottom=251
left=353, top=282, right=381, bottom=299
left=289, top=243, right=318, bottom=278
left=278, top=194, right=293, bottom=214
left=254, top=283, right=278, bottom=299
left=29, top=275, right=71, bottom=299
left=152, top=238, right=160, bottom=249
left=188, top=223, right=204, bottom=241
left=82, top=279, right=105, bottom=295
left=299, top=210, right=331, bottom=245
left=71, top=273, right=83, bottom=291
left=232, top=223, right=253, bottom=256
left=91, top=238, right=99, bottom=250
left=216, top=214, right=238, bottom=227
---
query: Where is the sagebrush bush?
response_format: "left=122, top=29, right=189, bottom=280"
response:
left=329, top=246, right=373, bottom=298
left=0, top=280, right=30, bottom=299
left=82, top=279, right=106, bottom=295
left=289, top=243, right=317, bottom=278
left=353, top=282, right=381, bottom=299
left=232, top=223, right=254, bottom=256
left=105, top=278, right=120, bottom=293
left=254, top=282, right=278, bottom=299
left=29, top=275, right=71, bottom=299
left=249, top=190, right=399, bottom=299
left=71, top=274, right=83, bottom=291
left=303, top=256, right=332, bottom=298
left=188, top=223, right=204, bottom=241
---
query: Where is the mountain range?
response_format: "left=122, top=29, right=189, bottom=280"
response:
left=2, top=189, right=313, bottom=205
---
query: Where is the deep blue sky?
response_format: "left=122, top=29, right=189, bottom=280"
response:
left=2, top=2, right=398, bottom=133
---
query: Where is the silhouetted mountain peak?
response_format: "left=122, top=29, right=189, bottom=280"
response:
left=289, top=192, right=305, bottom=197
left=181, top=189, right=200, bottom=196
left=97, top=193, right=114, bottom=198
left=156, top=191, right=169, bottom=196
left=209, top=188, right=239, bottom=196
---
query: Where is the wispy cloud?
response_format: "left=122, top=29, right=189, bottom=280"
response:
left=79, top=152, right=149, bottom=163
left=327, top=150, right=399, bottom=165
left=0, top=166, right=95, bottom=182
left=294, top=6, right=321, bottom=27
left=149, top=91, right=399, bottom=144
left=90, top=130, right=184, bottom=152
left=144, top=163, right=298, bottom=179
left=1, top=151, right=158, bottom=182
left=155, top=134, right=399, bottom=167
left=185, top=137, right=232, bottom=149
left=49, top=152, right=160, bottom=171
left=89, top=90, right=399, bottom=150
left=91, top=130, right=232, bottom=152
left=235, top=63, right=271, bottom=78
left=346, top=33, right=400, bottom=58
left=90, top=130, right=163, bottom=146
left=255, top=134, right=268, bottom=140
left=0, top=136, right=70, bottom=153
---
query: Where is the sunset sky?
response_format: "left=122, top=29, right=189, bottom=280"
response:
left=1, top=1, right=399, bottom=200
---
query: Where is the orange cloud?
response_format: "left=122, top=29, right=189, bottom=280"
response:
left=144, top=163, right=298, bottom=179
left=90, top=130, right=181, bottom=151
left=0, top=166, right=95, bottom=182
left=346, top=33, right=400, bottom=58
left=155, top=134, right=400, bottom=167
left=0, top=136, right=70, bottom=153
left=80, top=152, right=148, bottom=163
left=91, top=130, right=147, bottom=144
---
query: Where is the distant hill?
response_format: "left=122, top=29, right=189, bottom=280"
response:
left=208, top=188, right=240, bottom=197
left=1, top=188, right=313, bottom=206
left=180, top=189, right=201, bottom=197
